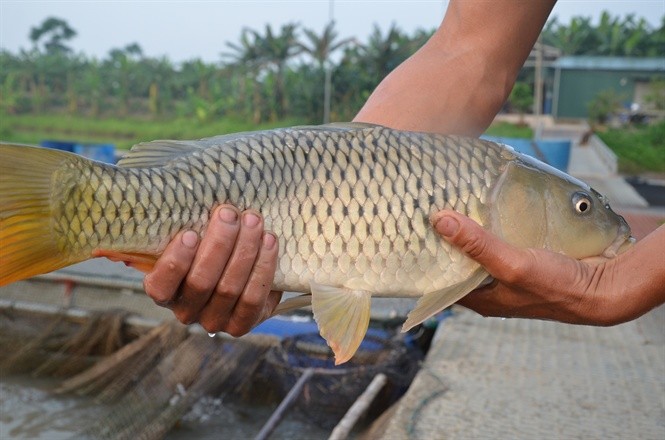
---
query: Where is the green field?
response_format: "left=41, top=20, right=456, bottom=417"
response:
left=0, top=114, right=304, bottom=151
left=2, top=114, right=662, bottom=175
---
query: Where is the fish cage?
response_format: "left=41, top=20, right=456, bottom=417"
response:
left=0, top=298, right=426, bottom=439
left=261, top=332, right=423, bottom=430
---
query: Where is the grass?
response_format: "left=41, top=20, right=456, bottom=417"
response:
left=2, top=113, right=662, bottom=176
left=597, top=121, right=665, bottom=175
left=0, top=113, right=304, bottom=150
left=484, top=121, right=533, bottom=139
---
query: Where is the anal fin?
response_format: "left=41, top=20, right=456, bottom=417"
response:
left=310, top=282, right=372, bottom=366
left=402, top=268, right=490, bottom=332
left=93, top=250, right=159, bottom=273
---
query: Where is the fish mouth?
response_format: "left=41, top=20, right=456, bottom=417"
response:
left=603, top=235, right=635, bottom=258
left=602, top=224, right=635, bottom=258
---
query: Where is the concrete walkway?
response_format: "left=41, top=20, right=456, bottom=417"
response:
left=380, top=306, right=664, bottom=439
left=377, top=124, right=664, bottom=440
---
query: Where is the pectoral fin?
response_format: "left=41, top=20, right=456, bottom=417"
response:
left=310, top=282, right=372, bottom=365
left=402, top=268, right=490, bottom=332
left=92, top=250, right=159, bottom=273
left=271, top=294, right=312, bottom=316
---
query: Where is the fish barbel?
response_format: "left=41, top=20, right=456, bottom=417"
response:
left=0, top=123, right=632, bottom=364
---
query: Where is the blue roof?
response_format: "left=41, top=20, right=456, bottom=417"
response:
left=554, top=56, right=665, bottom=72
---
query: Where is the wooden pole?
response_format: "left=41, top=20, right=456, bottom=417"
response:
left=254, top=368, right=315, bottom=440
left=328, top=373, right=388, bottom=440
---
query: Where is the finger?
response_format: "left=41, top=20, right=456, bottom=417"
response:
left=143, top=230, right=199, bottom=306
left=198, top=210, right=265, bottom=332
left=224, top=232, right=280, bottom=336
left=432, top=210, right=530, bottom=284
left=171, top=205, right=240, bottom=324
left=263, top=290, right=284, bottom=321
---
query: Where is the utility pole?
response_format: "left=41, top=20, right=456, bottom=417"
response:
left=323, top=0, right=334, bottom=123
left=534, top=37, right=544, bottom=139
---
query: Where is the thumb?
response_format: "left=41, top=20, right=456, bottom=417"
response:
left=432, top=210, right=526, bottom=279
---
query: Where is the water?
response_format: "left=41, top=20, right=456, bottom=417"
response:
left=0, top=375, right=103, bottom=439
left=166, top=396, right=331, bottom=440
left=0, top=375, right=332, bottom=440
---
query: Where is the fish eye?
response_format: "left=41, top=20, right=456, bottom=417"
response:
left=572, top=192, right=592, bottom=215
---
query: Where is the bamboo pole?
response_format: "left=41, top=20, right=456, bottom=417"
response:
left=254, top=368, right=315, bottom=440
left=328, top=373, right=387, bottom=440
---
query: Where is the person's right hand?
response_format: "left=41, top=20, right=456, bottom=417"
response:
left=143, top=205, right=282, bottom=337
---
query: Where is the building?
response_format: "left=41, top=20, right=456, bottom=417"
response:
left=550, top=56, right=665, bottom=119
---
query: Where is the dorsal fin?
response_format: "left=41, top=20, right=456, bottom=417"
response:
left=116, top=140, right=206, bottom=168
left=117, top=130, right=278, bottom=168
left=290, top=122, right=380, bottom=132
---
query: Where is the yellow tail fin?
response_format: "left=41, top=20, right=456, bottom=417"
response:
left=0, top=143, right=83, bottom=286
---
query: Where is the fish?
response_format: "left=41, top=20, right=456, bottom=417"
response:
left=0, top=123, right=633, bottom=364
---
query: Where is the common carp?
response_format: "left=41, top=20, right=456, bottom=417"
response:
left=0, top=123, right=633, bottom=364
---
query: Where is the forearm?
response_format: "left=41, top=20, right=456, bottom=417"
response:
left=353, top=0, right=556, bottom=136
left=594, top=225, right=665, bottom=324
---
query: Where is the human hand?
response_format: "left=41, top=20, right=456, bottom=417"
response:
left=431, top=210, right=632, bottom=326
left=143, top=205, right=282, bottom=336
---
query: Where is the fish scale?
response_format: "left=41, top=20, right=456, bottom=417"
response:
left=0, top=123, right=632, bottom=364
left=48, top=126, right=500, bottom=296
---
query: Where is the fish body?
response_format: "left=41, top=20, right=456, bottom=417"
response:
left=0, top=123, right=632, bottom=364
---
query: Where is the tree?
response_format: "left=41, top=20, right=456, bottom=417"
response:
left=104, top=43, right=144, bottom=115
left=224, top=28, right=266, bottom=123
left=587, top=89, right=624, bottom=126
left=254, top=23, right=301, bottom=120
left=508, top=82, right=533, bottom=125
left=542, top=16, right=597, bottom=55
left=361, top=24, right=411, bottom=83
left=29, top=17, right=77, bottom=55
left=299, top=21, right=354, bottom=122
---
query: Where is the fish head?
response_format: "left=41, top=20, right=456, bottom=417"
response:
left=491, top=153, right=633, bottom=259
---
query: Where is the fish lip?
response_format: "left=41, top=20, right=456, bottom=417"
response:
left=602, top=214, right=634, bottom=258
left=604, top=235, right=635, bottom=258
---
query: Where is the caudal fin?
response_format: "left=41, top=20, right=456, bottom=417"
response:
left=0, top=143, right=82, bottom=286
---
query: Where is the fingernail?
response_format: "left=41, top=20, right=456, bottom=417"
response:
left=219, top=207, right=238, bottom=224
left=436, top=215, right=459, bottom=237
left=243, top=212, right=260, bottom=227
left=263, top=232, right=277, bottom=250
left=182, top=230, right=198, bottom=248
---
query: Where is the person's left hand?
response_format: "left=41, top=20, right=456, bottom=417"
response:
left=143, top=205, right=282, bottom=336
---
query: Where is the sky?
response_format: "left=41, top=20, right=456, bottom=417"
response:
left=0, top=1, right=663, bottom=64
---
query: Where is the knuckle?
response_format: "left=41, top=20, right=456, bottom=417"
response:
left=143, top=277, right=170, bottom=303
left=199, top=318, right=222, bottom=334
left=186, top=273, right=216, bottom=296
left=214, top=284, right=241, bottom=302
left=164, top=254, right=190, bottom=274
left=143, top=276, right=157, bottom=296
left=239, top=294, right=264, bottom=311
left=502, top=258, right=531, bottom=285
left=460, top=232, right=488, bottom=259
left=224, top=321, right=250, bottom=338
left=173, top=308, right=196, bottom=326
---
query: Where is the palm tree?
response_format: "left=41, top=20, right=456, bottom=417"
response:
left=253, top=23, right=301, bottom=120
left=362, top=24, right=411, bottom=83
left=542, top=16, right=597, bottom=55
left=224, top=28, right=265, bottom=123
left=299, top=21, right=354, bottom=122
